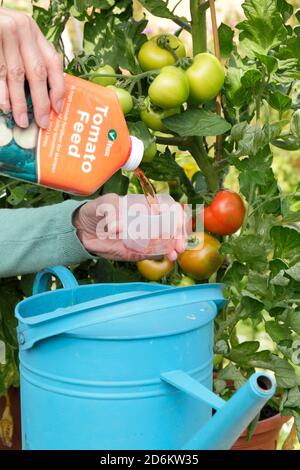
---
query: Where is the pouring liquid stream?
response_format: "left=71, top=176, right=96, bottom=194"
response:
left=134, top=168, right=160, bottom=215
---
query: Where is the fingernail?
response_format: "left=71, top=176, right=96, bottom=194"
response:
left=40, top=115, right=49, bottom=129
left=19, top=113, right=29, bottom=128
left=55, top=99, right=63, bottom=113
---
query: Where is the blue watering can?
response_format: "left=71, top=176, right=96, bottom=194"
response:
left=16, top=266, right=276, bottom=450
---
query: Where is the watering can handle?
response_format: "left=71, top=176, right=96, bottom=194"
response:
left=18, top=266, right=202, bottom=350
left=33, top=266, right=78, bottom=294
left=16, top=266, right=224, bottom=351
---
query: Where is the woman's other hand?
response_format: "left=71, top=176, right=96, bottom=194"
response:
left=0, top=7, right=65, bottom=128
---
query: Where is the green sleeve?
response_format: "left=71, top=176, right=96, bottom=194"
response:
left=0, top=200, right=94, bottom=278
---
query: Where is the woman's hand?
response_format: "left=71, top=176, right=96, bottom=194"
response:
left=0, top=8, right=65, bottom=128
left=73, top=194, right=188, bottom=262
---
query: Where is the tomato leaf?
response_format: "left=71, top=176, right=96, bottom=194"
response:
left=7, top=185, right=28, bottom=206
left=128, top=120, right=155, bottom=151
left=84, top=11, right=146, bottom=73
left=221, top=234, right=268, bottom=271
left=271, top=226, right=300, bottom=260
left=90, top=259, right=143, bottom=283
left=281, top=191, right=300, bottom=223
left=101, top=170, right=129, bottom=196
left=237, top=0, right=287, bottom=58
left=265, top=321, right=291, bottom=342
left=285, top=263, right=300, bottom=282
left=223, top=261, right=247, bottom=288
left=272, top=134, right=300, bottom=151
left=276, top=0, right=294, bottom=22
left=138, top=0, right=178, bottom=20
left=227, top=341, right=260, bottom=364
left=287, top=309, right=300, bottom=335
left=256, top=53, right=278, bottom=74
left=267, top=89, right=292, bottom=112
left=216, top=363, right=246, bottom=389
left=163, top=109, right=231, bottom=137
left=273, top=357, right=299, bottom=388
left=141, top=151, right=196, bottom=198
left=241, top=69, right=262, bottom=88
left=218, top=23, right=234, bottom=58
left=282, top=387, right=300, bottom=409
left=231, top=123, right=267, bottom=156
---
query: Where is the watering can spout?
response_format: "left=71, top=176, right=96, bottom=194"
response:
left=183, top=372, right=276, bottom=450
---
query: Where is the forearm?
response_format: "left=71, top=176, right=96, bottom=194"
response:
left=0, top=200, right=93, bottom=278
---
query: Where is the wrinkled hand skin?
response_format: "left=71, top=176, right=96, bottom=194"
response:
left=0, top=8, right=65, bottom=128
left=73, top=193, right=188, bottom=262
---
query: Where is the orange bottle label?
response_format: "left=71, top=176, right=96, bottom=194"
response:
left=36, top=74, right=131, bottom=195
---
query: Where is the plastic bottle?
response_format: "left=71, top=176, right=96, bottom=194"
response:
left=0, top=74, right=144, bottom=195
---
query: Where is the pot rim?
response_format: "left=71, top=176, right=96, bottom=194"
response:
left=239, top=413, right=291, bottom=437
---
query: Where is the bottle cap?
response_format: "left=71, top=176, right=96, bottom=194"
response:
left=122, top=136, right=144, bottom=171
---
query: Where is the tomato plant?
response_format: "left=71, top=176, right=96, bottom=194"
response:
left=1, top=0, right=300, bottom=443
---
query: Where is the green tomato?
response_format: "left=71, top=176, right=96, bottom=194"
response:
left=148, top=66, right=189, bottom=109
left=185, top=53, right=225, bottom=103
left=137, top=257, right=175, bottom=281
left=176, top=275, right=196, bottom=287
left=107, top=85, right=133, bottom=115
left=138, top=34, right=186, bottom=71
left=140, top=102, right=180, bottom=132
left=91, top=65, right=116, bottom=86
left=143, top=141, right=157, bottom=162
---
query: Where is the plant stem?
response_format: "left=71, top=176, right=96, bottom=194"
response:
left=82, top=69, right=159, bottom=82
left=156, top=136, right=190, bottom=146
left=200, top=0, right=216, bottom=13
left=189, top=1, right=218, bottom=193
left=190, top=0, right=207, bottom=54
left=173, top=18, right=192, bottom=32
left=189, top=137, right=219, bottom=192
left=209, top=0, right=223, bottom=161
left=215, top=306, right=243, bottom=342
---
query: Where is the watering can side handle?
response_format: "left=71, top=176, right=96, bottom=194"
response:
left=32, top=266, right=78, bottom=295
left=160, top=370, right=225, bottom=410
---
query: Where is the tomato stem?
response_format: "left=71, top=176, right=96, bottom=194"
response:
left=156, top=35, right=181, bottom=62
left=190, top=0, right=207, bottom=55
left=189, top=1, right=219, bottom=194
left=189, top=137, right=219, bottom=193
left=81, top=69, right=159, bottom=82
left=156, top=136, right=190, bottom=146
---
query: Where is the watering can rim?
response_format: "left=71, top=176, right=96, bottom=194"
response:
left=15, top=267, right=226, bottom=350
left=17, top=276, right=226, bottom=316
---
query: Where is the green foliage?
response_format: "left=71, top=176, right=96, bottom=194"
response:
left=213, top=0, right=300, bottom=437
left=163, top=109, right=231, bottom=137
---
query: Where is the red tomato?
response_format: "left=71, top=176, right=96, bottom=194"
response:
left=204, top=190, right=246, bottom=236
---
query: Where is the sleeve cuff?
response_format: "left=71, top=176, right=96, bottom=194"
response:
left=55, top=199, right=95, bottom=265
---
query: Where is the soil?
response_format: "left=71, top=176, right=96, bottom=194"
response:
left=259, top=404, right=278, bottom=421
